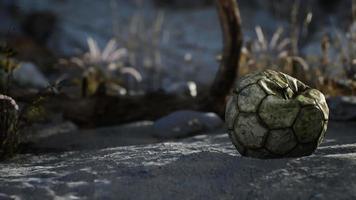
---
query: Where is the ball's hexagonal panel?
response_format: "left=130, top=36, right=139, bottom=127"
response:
left=235, top=71, right=264, bottom=93
left=233, top=113, right=268, bottom=148
left=259, top=95, right=300, bottom=129
left=225, top=95, right=238, bottom=129
left=238, top=84, right=266, bottom=112
left=286, top=142, right=318, bottom=157
left=293, top=106, right=324, bottom=143
left=265, top=129, right=297, bottom=155
left=228, top=131, right=246, bottom=156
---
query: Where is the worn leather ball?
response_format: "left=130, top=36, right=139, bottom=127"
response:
left=225, top=70, right=329, bottom=158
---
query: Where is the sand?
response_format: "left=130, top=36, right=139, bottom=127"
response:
left=0, top=121, right=355, bottom=199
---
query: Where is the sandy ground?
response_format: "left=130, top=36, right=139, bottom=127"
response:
left=0, top=121, right=355, bottom=199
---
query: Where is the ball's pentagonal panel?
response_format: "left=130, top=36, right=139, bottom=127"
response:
left=238, top=84, right=266, bottom=112
left=235, top=71, right=264, bottom=93
left=225, top=69, right=329, bottom=159
left=265, top=129, right=297, bottom=155
left=293, top=106, right=324, bottom=143
left=259, top=95, right=300, bottom=129
left=234, top=113, right=268, bottom=149
left=225, top=95, right=238, bottom=129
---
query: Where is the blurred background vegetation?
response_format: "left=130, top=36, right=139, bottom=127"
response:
left=0, top=0, right=355, bottom=97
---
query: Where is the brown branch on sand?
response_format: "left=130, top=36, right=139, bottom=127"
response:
left=209, top=0, right=243, bottom=116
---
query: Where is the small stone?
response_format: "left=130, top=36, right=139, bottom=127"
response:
left=13, top=62, right=49, bottom=88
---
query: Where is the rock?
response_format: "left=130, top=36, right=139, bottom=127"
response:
left=0, top=121, right=356, bottom=199
left=327, top=96, right=356, bottom=121
left=24, top=121, right=78, bottom=143
left=13, top=62, right=49, bottom=88
left=0, top=94, right=19, bottom=160
left=153, top=110, right=223, bottom=138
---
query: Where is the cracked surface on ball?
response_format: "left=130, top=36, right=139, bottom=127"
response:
left=234, top=113, right=268, bottom=149
left=259, top=95, right=300, bottom=129
left=265, top=129, right=297, bottom=155
left=293, top=106, right=324, bottom=143
left=225, top=69, right=329, bottom=158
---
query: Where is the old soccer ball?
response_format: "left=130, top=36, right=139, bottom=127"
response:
left=225, top=70, right=329, bottom=158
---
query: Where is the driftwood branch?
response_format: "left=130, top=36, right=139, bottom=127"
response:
left=210, top=0, right=243, bottom=115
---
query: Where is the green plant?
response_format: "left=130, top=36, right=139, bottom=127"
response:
left=67, top=37, right=142, bottom=97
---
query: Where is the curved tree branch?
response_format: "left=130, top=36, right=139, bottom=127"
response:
left=210, top=0, right=243, bottom=115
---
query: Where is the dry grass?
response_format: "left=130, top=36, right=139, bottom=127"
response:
left=238, top=7, right=356, bottom=97
left=111, top=0, right=166, bottom=92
